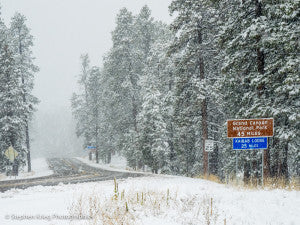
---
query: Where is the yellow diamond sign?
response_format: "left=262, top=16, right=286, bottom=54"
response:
left=4, top=146, right=18, bottom=162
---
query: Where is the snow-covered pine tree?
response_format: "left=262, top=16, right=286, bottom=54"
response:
left=0, top=20, right=26, bottom=171
left=10, top=12, right=39, bottom=172
left=133, top=5, right=155, bottom=74
left=101, top=8, right=137, bottom=167
left=136, top=24, right=174, bottom=173
left=254, top=0, right=300, bottom=178
left=219, top=0, right=272, bottom=183
left=169, top=0, right=222, bottom=176
left=102, top=7, right=159, bottom=169
left=71, top=54, right=94, bottom=156
left=137, top=74, right=169, bottom=174
left=219, top=0, right=300, bottom=182
left=124, top=6, right=157, bottom=169
left=86, top=66, right=103, bottom=163
left=72, top=56, right=107, bottom=163
left=97, top=55, right=118, bottom=164
left=128, top=6, right=169, bottom=170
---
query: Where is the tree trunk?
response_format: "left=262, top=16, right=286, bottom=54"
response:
left=282, top=143, right=289, bottom=181
left=271, top=137, right=279, bottom=177
left=255, top=0, right=270, bottom=179
left=252, top=153, right=258, bottom=186
left=107, top=149, right=112, bottom=164
left=243, top=162, right=251, bottom=185
left=202, top=99, right=208, bottom=175
left=95, top=122, right=99, bottom=164
left=95, top=150, right=99, bottom=164
left=131, top=94, right=138, bottom=132
left=168, top=72, right=175, bottom=172
left=18, top=35, right=32, bottom=173
left=25, top=121, right=31, bottom=172
left=168, top=122, right=175, bottom=171
left=197, top=25, right=208, bottom=175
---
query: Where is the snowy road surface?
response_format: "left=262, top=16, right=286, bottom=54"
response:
left=0, top=158, right=146, bottom=192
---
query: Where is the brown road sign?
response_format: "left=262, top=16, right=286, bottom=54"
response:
left=227, top=118, right=274, bottom=138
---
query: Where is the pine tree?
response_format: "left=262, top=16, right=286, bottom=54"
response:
left=219, top=0, right=300, bottom=181
left=71, top=54, right=93, bottom=154
left=169, top=0, right=222, bottom=176
left=72, top=55, right=110, bottom=164
left=256, top=0, right=300, bottom=178
left=136, top=27, right=173, bottom=173
left=10, top=12, right=39, bottom=172
left=0, top=22, right=26, bottom=170
left=137, top=79, right=169, bottom=173
left=86, top=66, right=103, bottom=163
left=102, top=7, right=159, bottom=169
left=103, top=8, right=136, bottom=165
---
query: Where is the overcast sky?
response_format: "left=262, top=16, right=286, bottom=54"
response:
left=1, top=0, right=172, bottom=112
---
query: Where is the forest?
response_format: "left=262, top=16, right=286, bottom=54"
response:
left=71, top=0, right=299, bottom=185
left=0, top=1, right=298, bottom=185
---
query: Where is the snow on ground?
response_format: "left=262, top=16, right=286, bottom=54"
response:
left=0, top=175, right=299, bottom=225
left=76, top=155, right=151, bottom=174
left=0, top=158, right=53, bottom=181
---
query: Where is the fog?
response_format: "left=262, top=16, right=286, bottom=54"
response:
left=30, top=107, right=84, bottom=158
left=1, top=0, right=172, bottom=158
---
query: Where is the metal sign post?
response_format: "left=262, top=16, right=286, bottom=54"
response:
left=87, top=146, right=96, bottom=161
left=89, top=151, right=92, bottom=161
left=208, top=152, right=210, bottom=176
left=262, top=149, right=264, bottom=186
left=236, top=150, right=238, bottom=185
left=205, top=140, right=214, bottom=177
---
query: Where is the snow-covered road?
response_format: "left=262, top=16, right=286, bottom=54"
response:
left=0, top=158, right=146, bottom=192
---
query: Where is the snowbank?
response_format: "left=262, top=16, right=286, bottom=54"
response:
left=0, top=176, right=298, bottom=225
left=0, top=158, right=53, bottom=181
left=76, top=155, right=152, bottom=174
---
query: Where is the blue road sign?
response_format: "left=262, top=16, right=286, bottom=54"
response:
left=233, top=137, right=268, bottom=150
left=87, top=146, right=96, bottom=149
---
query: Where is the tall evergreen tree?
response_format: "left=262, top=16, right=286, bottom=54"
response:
left=101, top=7, right=159, bottom=169
left=103, top=8, right=135, bottom=163
left=86, top=66, right=102, bottom=163
left=219, top=0, right=300, bottom=181
left=136, top=26, right=174, bottom=173
left=0, top=21, right=26, bottom=171
left=138, top=74, right=169, bottom=173
left=72, top=55, right=93, bottom=156
left=169, top=0, right=222, bottom=176
left=10, top=13, right=39, bottom=172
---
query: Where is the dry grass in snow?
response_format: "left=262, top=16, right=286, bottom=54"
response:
left=69, top=178, right=221, bottom=225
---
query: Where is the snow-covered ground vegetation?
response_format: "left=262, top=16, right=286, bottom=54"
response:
left=0, top=176, right=299, bottom=225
